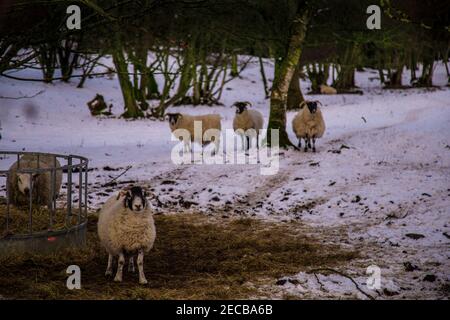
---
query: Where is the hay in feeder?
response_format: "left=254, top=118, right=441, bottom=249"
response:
left=0, top=203, right=82, bottom=237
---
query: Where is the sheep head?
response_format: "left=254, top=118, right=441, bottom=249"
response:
left=166, top=113, right=182, bottom=127
left=17, top=173, right=38, bottom=195
left=300, top=100, right=322, bottom=114
left=117, top=186, right=148, bottom=212
left=233, top=101, right=252, bottom=114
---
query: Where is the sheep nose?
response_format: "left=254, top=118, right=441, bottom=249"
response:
left=135, top=204, right=142, bottom=210
left=24, top=187, right=30, bottom=194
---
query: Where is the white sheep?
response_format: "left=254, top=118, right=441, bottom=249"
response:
left=232, top=101, right=264, bottom=150
left=167, top=113, right=222, bottom=154
left=7, top=154, right=62, bottom=208
left=292, top=101, right=326, bottom=152
left=97, top=186, right=156, bottom=284
left=319, top=84, right=337, bottom=95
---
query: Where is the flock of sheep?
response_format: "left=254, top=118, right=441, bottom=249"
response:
left=5, top=99, right=326, bottom=284
left=167, top=100, right=326, bottom=154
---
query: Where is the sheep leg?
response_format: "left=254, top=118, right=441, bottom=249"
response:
left=240, top=135, right=245, bottom=151
left=212, top=138, right=220, bottom=156
left=246, top=136, right=250, bottom=151
left=304, top=137, right=309, bottom=152
left=184, top=141, right=191, bottom=153
left=298, top=139, right=301, bottom=149
left=137, top=249, right=148, bottom=285
left=114, top=252, right=125, bottom=282
left=128, top=256, right=135, bottom=273
left=312, top=136, right=316, bottom=152
left=256, top=133, right=259, bottom=149
left=105, top=254, right=113, bottom=276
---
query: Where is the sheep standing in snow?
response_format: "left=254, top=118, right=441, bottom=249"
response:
left=232, top=101, right=264, bottom=151
left=97, top=186, right=156, bottom=284
left=167, top=112, right=222, bottom=154
left=7, top=154, right=62, bottom=207
left=292, top=101, right=326, bottom=152
left=319, top=84, right=337, bottom=95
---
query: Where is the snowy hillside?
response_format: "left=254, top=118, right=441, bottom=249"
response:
left=1, top=58, right=449, bottom=299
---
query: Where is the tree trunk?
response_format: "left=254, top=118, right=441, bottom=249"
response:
left=378, top=68, right=385, bottom=84
left=389, top=64, right=403, bottom=87
left=418, top=60, right=434, bottom=87
left=58, top=39, right=78, bottom=82
left=410, top=52, right=417, bottom=83
left=112, top=35, right=142, bottom=118
left=267, top=7, right=309, bottom=148
left=287, top=63, right=304, bottom=110
left=37, top=44, right=56, bottom=83
left=334, top=44, right=357, bottom=90
left=258, top=56, right=270, bottom=98
left=230, top=53, right=238, bottom=77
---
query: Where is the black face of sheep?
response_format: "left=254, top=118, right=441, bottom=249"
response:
left=167, top=113, right=182, bottom=126
left=119, top=186, right=148, bottom=212
left=233, top=101, right=252, bottom=114
left=307, top=101, right=318, bottom=114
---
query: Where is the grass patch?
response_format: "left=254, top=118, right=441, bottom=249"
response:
left=0, top=213, right=357, bottom=299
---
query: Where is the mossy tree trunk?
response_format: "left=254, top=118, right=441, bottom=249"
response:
left=287, top=63, right=304, bottom=110
left=267, top=7, right=309, bottom=148
left=410, top=51, right=418, bottom=84
left=386, top=53, right=404, bottom=88
left=112, top=32, right=143, bottom=118
left=258, top=56, right=270, bottom=98
left=230, top=53, right=239, bottom=77
left=333, top=44, right=357, bottom=90
left=417, top=59, right=434, bottom=87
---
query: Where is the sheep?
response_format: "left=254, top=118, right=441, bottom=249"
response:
left=7, top=154, right=62, bottom=208
left=319, top=84, right=337, bottom=95
left=292, top=101, right=326, bottom=152
left=167, top=112, right=222, bottom=154
left=232, top=101, right=264, bottom=150
left=97, top=186, right=156, bottom=284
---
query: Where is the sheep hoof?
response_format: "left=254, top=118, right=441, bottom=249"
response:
left=312, top=148, right=316, bottom=152
left=139, top=278, right=148, bottom=285
left=113, top=276, right=122, bottom=282
left=105, top=270, right=113, bottom=276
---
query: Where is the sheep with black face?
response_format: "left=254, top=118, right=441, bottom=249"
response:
left=232, top=101, right=264, bottom=150
left=292, top=100, right=326, bottom=152
left=97, top=186, right=156, bottom=284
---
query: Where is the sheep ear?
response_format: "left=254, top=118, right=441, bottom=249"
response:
left=117, top=190, right=128, bottom=200
left=244, top=101, right=252, bottom=107
left=299, top=101, right=307, bottom=109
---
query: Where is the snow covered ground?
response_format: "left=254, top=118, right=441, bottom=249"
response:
left=0, top=58, right=449, bottom=299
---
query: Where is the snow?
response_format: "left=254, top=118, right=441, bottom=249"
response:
left=0, top=57, right=449, bottom=299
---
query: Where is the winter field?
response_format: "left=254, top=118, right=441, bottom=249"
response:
left=0, top=58, right=449, bottom=299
